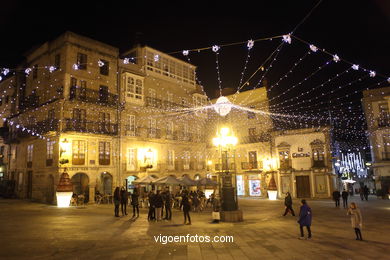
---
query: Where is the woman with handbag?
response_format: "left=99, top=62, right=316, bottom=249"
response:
left=347, top=202, right=363, bottom=240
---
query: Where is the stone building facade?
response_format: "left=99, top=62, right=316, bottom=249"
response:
left=362, top=86, right=390, bottom=194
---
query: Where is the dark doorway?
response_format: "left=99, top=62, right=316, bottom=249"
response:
left=46, top=175, right=55, bottom=204
left=71, top=173, right=89, bottom=203
left=296, top=176, right=310, bottom=198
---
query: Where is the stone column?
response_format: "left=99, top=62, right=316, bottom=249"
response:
left=291, top=171, right=296, bottom=198
left=310, top=170, right=315, bottom=198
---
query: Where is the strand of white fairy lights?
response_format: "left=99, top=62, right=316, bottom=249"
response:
left=211, top=45, right=223, bottom=96
left=266, top=50, right=311, bottom=93
left=268, top=67, right=354, bottom=111
left=235, top=42, right=285, bottom=105
left=271, top=74, right=372, bottom=113
left=268, top=59, right=333, bottom=104
left=237, top=40, right=255, bottom=90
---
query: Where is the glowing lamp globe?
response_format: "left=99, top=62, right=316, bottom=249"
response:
left=214, top=96, right=232, bottom=116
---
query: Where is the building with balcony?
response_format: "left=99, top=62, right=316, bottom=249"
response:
left=362, top=86, right=390, bottom=194
left=1, top=32, right=209, bottom=204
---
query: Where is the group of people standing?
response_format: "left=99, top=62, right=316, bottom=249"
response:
left=283, top=191, right=364, bottom=241
left=113, top=187, right=140, bottom=218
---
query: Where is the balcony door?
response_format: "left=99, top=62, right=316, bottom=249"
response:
left=99, top=85, right=108, bottom=103
left=73, top=109, right=86, bottom=130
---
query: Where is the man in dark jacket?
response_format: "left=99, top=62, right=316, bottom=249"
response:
left=120, top=187, right=128, bottom=216
left=332, top=190, right=341, bottom=207
left=148, top=191, right=155, bottom=221
left=131, top=188, right=139, bottom=217
left=298, top=199, right=312, bottom=240
left=283, top=192, right=295, bottom=216
left=341, top=189, right=349, bottom=208
left=163, top=189, right=172, bottom=220
left=154, top=190, right=164, bottom=221
left=363, top=185, right=369, bottom=201
left=180, top=190, right=192, bottom=225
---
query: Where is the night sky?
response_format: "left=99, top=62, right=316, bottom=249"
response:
left=1, top=0, right=389, bottom=147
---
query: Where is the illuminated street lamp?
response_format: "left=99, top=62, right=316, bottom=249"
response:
left=213, top=127, right=242, bottom=221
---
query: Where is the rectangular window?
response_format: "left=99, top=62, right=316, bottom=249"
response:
left=99, top=112, right=110, bottom=133
left=54, top=54, right=61, bottom=70
left=33, top=64, right=38, bottom=79
left=176, top=63, right=183, bottom=79
left=312, top=148, right=325, bottom=167
left=383, top=135, right=390, bottom=160
left=72, top=140, right=86, bottom=165
left=279, top=150, right=290, bottom=169
left=99, top=141, right=110, bottom=165
left=148, top=88, right=156, bottom=107
left=99, top=59, right=109, bottom=75
left=27, top=144, right=33, bottom=168
left=46, top=140, right=55, bottom=166
left=167, top=150, right=175, bottom=168
left=162, top=58, right=169, bottom=76
left=80, top=80, right=87, bottom=100
left=77, top=53, right=87, bottom=70
left=127, top=148, right=137, bottom=171
left=183, top=151, right=190, bottom=170
left=128, top=115, right=136, bottom=135
left=248, top=151, right=258, bottom=169
left=149, top=118, right=157, bottom=137
left=169, top=60, right=176, bottom=78
left=72, top=109, right=86, bottom=130
left=126, top=76, right=143, bottom=101
left=146, top=52, right=154, bottom=71
left=183, top=66, right=189, bottom=82
left=166, top=121, right=173, bottom=136
left=99, top=85, right=109, bottom=103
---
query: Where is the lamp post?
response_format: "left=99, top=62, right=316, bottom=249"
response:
left=213, top=127, right=243, bottom=221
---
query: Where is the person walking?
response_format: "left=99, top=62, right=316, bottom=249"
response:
left=154, top=190, right=163, bottom=221
left=347, top=202, right=363, bottom=240
left=332, top=190, right=341, bottom=207
left=131, top=188, right=139, bottom=217
left=297, top=199, right=312, bottom=240
left=342, top=190, right=349, bottom=209
left=163, top=189, right=172, bottom=220
left=181, top=190, right=192, bottom=225
left=283, top=192, right=295, bottom=216
left=211, top=194, right=221, bottom=223
left=113, top=187, right=120, bottom=217
left=120, top=187, right=128, bottom=216
left=363, top=185, right=369, bottom=201
left=148, top=191, right=156, bottom=221
left=359, top=187, right=364, bottom=201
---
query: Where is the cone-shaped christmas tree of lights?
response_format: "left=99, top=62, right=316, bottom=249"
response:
left=56, top=168, right=73, bottom=207
left=267, top=174, right=278, bottom=200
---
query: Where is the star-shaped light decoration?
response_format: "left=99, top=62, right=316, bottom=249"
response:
left=247, top=40, right=254, bottom=50
left=154, top=54, right=160, bottom=62
left=282, top=34, right=292, bottom=44
left=73, top=64, right=79, bottom=70
left=123, top=58, right=130, bottom=64
left=333, top=54, right=340, bottom=63
left=182, top=50, right=189, bottom=56
left=25, top=68, right=32, bottom=75
left=0, top=76, right=2, bottom=81
left=212, top=45, right=220, bottom=53
left=49, top=66, right=56, bottom=73
left=369, top=71, right=376, bottom=77
left=98, top=60, right=105, bottom=67
left=387, top=77, right=390, bottom=83
left=309, top=44, right=318, bottom=52
left=2, top=68, right=10, bottom=76
left=352, top=64, right=359, bottom=71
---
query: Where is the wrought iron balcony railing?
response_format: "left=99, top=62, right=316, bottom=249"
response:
left=63, top=119, right=118, bottom=135
left=69, top=86, right=118, bottom=107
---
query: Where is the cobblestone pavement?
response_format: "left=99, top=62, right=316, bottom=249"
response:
left=1, top=196, right=389, bottom=260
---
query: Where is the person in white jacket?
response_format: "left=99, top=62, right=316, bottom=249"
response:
left=347, top=202, right=363, bottom=240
